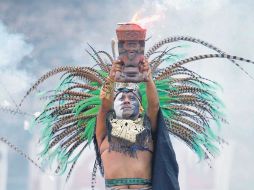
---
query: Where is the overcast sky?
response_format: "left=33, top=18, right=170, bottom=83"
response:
left=0, top=0, right=254, bottom=190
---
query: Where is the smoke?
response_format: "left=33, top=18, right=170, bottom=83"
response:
left=130, top=1, right=254, bottom=189
left=0, top=1, right=253, bottom=189
left=0, top=21, right=34, bottom=107
left=156, top=0, right=230, bottom=10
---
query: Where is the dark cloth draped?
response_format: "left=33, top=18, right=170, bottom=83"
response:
left=152, top=108, right=180, bottom=190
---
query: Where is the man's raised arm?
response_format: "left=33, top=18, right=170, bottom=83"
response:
left=144, top=60, right=160, bottom=132
left=95, top=61, right=121, bottom=146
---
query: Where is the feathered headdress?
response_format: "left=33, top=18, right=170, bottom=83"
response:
left=2, top=35, right=254, bottom=184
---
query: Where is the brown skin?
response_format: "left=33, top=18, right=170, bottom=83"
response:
left=96, top=59, right=159, bottom=189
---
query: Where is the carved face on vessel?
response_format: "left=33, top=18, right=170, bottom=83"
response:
left=116, top=40, right=146, bottom=82
left=123, top=40, right=141, bottom=61
left=113, top=91, right=140, bottom=120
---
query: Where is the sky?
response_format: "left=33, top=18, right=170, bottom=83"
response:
left=0, top=0, right=254, bottom=190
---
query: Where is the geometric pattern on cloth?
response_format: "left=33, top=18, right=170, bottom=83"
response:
left=105, top=178, right=152, bottom=187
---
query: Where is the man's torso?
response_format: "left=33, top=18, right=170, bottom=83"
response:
left=100, top=136, right=153, bottom=179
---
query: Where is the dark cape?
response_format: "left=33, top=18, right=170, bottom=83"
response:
left=152, top=108, right=180, bottom=190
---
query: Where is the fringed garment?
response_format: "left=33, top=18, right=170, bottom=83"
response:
left=106, top=111, right=153, bottom=157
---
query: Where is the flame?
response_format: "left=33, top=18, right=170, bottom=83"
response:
left=131, top=12, right=140, bottom=23
left=130, top=12, right=161, bottom=28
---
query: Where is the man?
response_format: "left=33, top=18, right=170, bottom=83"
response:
left=96, top=60, right=180, bottom=190
left=2, top=34, right=243, bottom=189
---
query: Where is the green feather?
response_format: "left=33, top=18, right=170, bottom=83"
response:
left=81, top=117, right=96, bottom=143
left=97, top=70, right=108, bottom=78
left=74, top=99, right=101, bottom=115
left=192, top=141, right=206, bottom=161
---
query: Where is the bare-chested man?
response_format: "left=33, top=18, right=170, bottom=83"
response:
left=96, top=60, right=179, bottom=190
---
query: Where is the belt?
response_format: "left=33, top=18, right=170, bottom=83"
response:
left=106, top=187, right=152, bottom=190
left=105, top=178, right=152, bottom=188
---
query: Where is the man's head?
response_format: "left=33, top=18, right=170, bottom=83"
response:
left=113, top=88, right=142, bottom=120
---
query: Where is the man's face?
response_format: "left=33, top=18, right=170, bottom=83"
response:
left=114, top=92, right=140, bottom=119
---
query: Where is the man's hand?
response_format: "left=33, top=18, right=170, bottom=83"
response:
left=109, top=60, right=123, bottom=80
left=140, top=59, right=152, bottom=81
